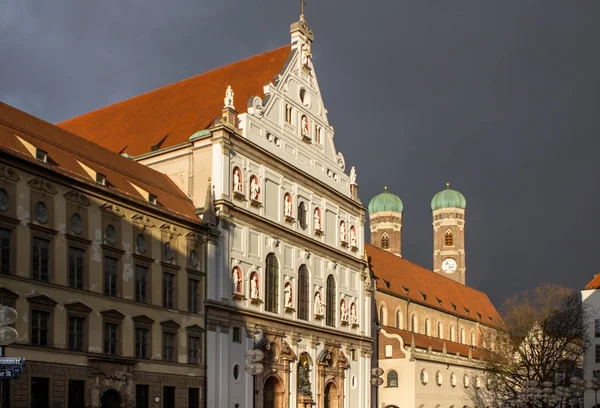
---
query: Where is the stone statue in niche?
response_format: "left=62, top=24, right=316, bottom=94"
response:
left=250, top=273, right=259, bottom=299
left=224, top=85, right=235, bottom=109
left=233, top=168, right=242, bottom=193
left=301, top=115, right=310, bottom=138
left=340, top=299, right=348, bottom=321
left=284, top=194, right=293, bottom=218
left=313, top=208, right=321, bottom=231
left=340, top=221, right=347, bottom=242
left=350, top=302, right=358, bottom=324
left=284, top=282, right=293, bottom=308
left=350, top=166, right=357, bottom=185
left=314, top=291, right=324, bottom=315
left=301, top=43, right=312, bottom=67
left=350, top=226, right=357, bottom=247
left=232, top=268, right=242, bottom=294
left=250, top=176, right=260, bottom=201
left=297, top=354, right=313, bottom=396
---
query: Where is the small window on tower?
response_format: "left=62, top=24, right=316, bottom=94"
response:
left=444, top=229, right=453, bottom=246
left=381, top=233, right=390, bottom=249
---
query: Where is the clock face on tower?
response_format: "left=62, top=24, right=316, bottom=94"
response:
left=441, top=258, right=457, bottom=273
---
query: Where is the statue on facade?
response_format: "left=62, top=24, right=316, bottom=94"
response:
left=233, top=168, right=242, bottom=193
left=314, top=291, right=323, bottom=315
left=340, top=221, right=347, bottom=242
left=297, top=356, right=313, bottom=396
left=250, top=176, right=260, bottom=201
left=224, top=85, right=235, bottom=110
left=232, top=268, right=242, bottom=293
left=350, top=302, right=358, bottom=324
left=284, top=282, right=293, bottom=308
left=350, top=226, right=357, bottom=247
left=250, top=273, right=259, bottom=299
left=313, top=208, right=321, bottom=231
left=301, top=43, right=312, bottom=67
left=301, top=115, right=310, bottom=138
left=340, top=299, right=348, bottom=321
left=350, top=166, right=357, bottom=185
left=284, top=194, right=292, bottom=217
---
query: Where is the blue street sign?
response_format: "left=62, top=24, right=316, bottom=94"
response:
left=0, top=357, right=25, bottom=366
left=12, top=366, right=22, bottom=375
left=0, top=369, right=14, bottom=379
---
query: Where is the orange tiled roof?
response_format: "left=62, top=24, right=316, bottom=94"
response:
left=585, top=274, right=600, bottom=289
left=0, top=102, right=199, bottom=221
left=367, top=244, right=504, bottom=329
left=57, top=46, right=292, bottom=156
left=382, top=326, right=486, bottom=359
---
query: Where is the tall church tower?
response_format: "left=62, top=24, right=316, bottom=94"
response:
left=432, top=184, right=467, bottom=284
left=368, top=187, right=403, bottom=257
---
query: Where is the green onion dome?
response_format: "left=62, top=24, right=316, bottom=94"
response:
left=368, top=187, right=403, bottom=215
left=431, top=183, right=466, bottom=211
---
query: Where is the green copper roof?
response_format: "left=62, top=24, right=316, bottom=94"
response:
left=189, top=129, right=212, bottom=141
left=431, top=183, right=466, bottom=211
left=368, top=187, right=403, bottom=214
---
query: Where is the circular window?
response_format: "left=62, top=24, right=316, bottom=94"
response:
left=436, top=371, right=443, bottom=386
left=105, top=224, right=116, bottom=245
left=135, top=233, right=146, bottom=254
left=0, top=189, right=8, bottom=212
left=164, top=242, right=174, bottom=260
left=463, top=374, right=470, bottom=388
left=70, top=213, right=83, bottom=235
left=233, top=364, right=240, bottom=381
left=450, top=373, right=457, bottom=388
left=189, top=250, right=198, bottom=268
left=420, top=369, right=428, bottom=385
left=35, top=201, right=48, bottom=224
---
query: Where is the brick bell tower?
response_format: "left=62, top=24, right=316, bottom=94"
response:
left=431, top=183, right=467, bottom=284
left=368, top=186, right=403, bottom=257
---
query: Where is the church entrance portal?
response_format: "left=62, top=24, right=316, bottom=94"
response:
left=263, top=376, right=283, bottom=408
left=100, top=389, right=121, bottom=408
left=324, top=382, right=339, bottom=408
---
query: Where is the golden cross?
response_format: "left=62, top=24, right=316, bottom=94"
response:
left=301, top=0, right=306, bottom=16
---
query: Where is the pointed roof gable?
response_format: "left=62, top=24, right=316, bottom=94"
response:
left=585, top=274, right=600, bottom=290
left=57, top=46, right=292, bottom=156
left=367, top=244, right=504, bottom=329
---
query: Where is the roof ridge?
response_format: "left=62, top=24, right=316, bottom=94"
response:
left=0, top=103, right=191, bottom=202
left=57, top=44, right=289, bottom=127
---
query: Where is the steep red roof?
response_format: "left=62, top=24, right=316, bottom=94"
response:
left=367, top=244, right=504, bottom=329
left=585, top=274, right=600, bottom=290
left=57, top=46, right=291, bottom=156
left=0, top=102, right=198, bottom=221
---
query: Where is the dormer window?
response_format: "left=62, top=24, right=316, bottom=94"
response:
left=96, top=173, right=106, bottom=186
left=419, top=291, right=427, bottom=301
left=463, top=307, right=470, bottom=315
left=401, top=285, right=409, bottom=295
left=435, top=297, right=442, bottom=306
left=36, top=149, right=48, bottom=163
left=450, top=303, right=457, bottom=311
left=476, top=312, right=482, bottom=319
left=148, top=194, right=157, bottom=205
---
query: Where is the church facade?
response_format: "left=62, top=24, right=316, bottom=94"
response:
left=58, top=15, right=373, bottom=408
left=367, top=187, right=503, bottom=408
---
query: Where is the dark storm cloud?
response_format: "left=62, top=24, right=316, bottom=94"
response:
left=2, top=0, right=599, bottom=306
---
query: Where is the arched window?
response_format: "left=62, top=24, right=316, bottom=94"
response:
left=460, top=328, right=465, bottom=344
left=395, top=310, right=402, bottom=329
left=298, top=202, right=307, bottom=230
left=379, top=305, right=386, bottom=326
left=425, top=318, right=431, bottom=336
left=265, top=254, right=279, bottom=313
left=381, top=232, right=390, bottom=249
left=298, top=265, right=309, bottom=320
left=326, top=275, right=336, bottom=327
left=438, top=321, right=443, bottom=339
left=445, top=229, right=453, bottom=246
left=450, top=325, right=456, bottom=342
left=387, top=370, right=398, bottom=387
left=411, top=314, right=417, bottom=333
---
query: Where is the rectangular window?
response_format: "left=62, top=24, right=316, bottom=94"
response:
left=232, top=327, right=242, bottom=343
left=104, top=256, right=119, bottom=296
left=68, top=247, right=85, bottom=289
left=315, top=125, right=322, bottom=144
left=163, top=273, right=175, bottom=309
left=188, top=278, right=200, bottom=313
left=31, top=377, right=50, bottom=408
left=68, top=316, right=85, bottom=351
left=595, top=319, right=600, bottom=337
left=188, top=335, right=200, bottom=364
left=188, top=388, right=200, bottom=408
left=68, top=380, right=85, bottom=408
left=135, top=327, right=149, bottom=359
left=32, top=237, right=50, bottom=281
left=104, top=322, right=119, bottom=355
left=136, top=384, right=149, bottom=408
left=596, top=345, right=600, bottom=363
left=163, top=332, right=175, bottom=361
left=31, top=310, right=50, bottom=346
left=285, top=104, right=293, bottom=124
left=163, top=386, right=176, bottom=408
left=0, top=228, right=11, bottom=275
left=135, top=265, right=148, bottom=303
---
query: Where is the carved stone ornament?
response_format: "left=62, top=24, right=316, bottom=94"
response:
left=100, top=203, right=126, bottom=218
left=28, top=177, right=57, bottom=195
left=64, top=190, right=91, bottom=207
left=336, top=152, right=346, bottom=171
left=250, top=96, right=265, bottom=117
left=224, top=85, right=235, bottom=110
left=131, top=213, right=155, bottom=231
left=0, top=164, right=20, bottom=182
left=160, top=223, right=180, bottom=240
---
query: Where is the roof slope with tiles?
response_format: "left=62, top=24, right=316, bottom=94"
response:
left=0, top=102, right=198, bottom=221
left=367, top=243, right=504, bottom=329
left=57, top=46, right=292, bottom=156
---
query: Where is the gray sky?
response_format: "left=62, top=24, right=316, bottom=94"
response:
left=2, top=0, right=599, bottom=307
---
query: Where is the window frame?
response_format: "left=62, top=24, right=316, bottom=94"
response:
left=27, top=295, right=57, bottom=348
left=387, top=370, right=399, bottom=388
left=64, top=301, right=91, bottom=353
left=101, top=309, right=124, bottom=355
left=161, top=320, right=180, bottom=362
left=326, top=275, right=336, bottom=327
left=297, top=265, right=310, bottom=320
left=186, top=325, right=203, bottom=365
left=133, top=315, right=154, bottom=360
left=265, top=253, right=279, bottom=313
left=31, top=235, right=51, bottom=282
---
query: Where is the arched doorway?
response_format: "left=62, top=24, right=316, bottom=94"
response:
left=263, top=376, right=283, bottom=408
left=324, top=382, right=340, bottom=408
left=100, top=389, right=121, bottom=408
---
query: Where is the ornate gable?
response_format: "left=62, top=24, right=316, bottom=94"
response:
left=160, top=320, right=181, bottom=330
left=28, top=178, right=57, bottom=195
left=64, top=301, right=93, bottom=314
left=132, top=213, right=155, bottom=231
left=0, top=164, right=20, bottom=183
left=0, top=287, right=19, bottom=302
left=100, top=203, right=126, bottom=218
left=64, top=190, right=91, bottom=207
left=100, top=309, right=125, bottom=320
left=132, top=315, right=155, bottom=325
left=26, top=294, right=58, bottom=306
